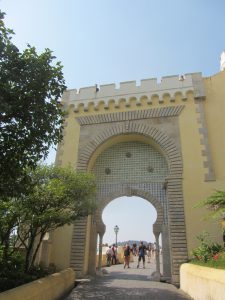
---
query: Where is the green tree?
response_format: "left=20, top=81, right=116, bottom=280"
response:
left=197, top=190, right=225, bottom=219
left=0, top=198, right=21, bottom=260
left=0, top=11, right=66, bottom=197
left=196, top=190, right=225, bottom=247
left=0, top=165, right=96, bottom=272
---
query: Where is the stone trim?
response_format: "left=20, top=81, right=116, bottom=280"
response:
left=167, top=177, right=188, bottom=282
left=74, top=122, right=187, bottom=285
left=76, top=106, right=184, bottom=125
left=69, top=218, right=88, bottom=278
left=195, top=98, right=215, bottom=181
left=77, top=123, right=183, bottom=177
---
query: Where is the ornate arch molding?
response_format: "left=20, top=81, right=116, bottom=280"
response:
left=74, top=119, right=187, bottom=284
left=76, top=122, right=182, bottom=177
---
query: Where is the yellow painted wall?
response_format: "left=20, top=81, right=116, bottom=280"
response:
left=50, top=109, right=80, bottom=269
left=51, top=225, right=73, bottom=270
left=180, top=264, right=225, bottom=300
left=0, top=268, right=75, bottom=300
left=56, top=107, right=80, bottom=167
left=181, top=70, right=225, bottom=254
left=204, top=70, right=225, bottom=180
left=50, top=69, right=225, bottom=270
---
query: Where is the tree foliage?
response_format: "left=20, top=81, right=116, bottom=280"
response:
left=0, top=165, right=96, bottom=271
left=197, top=190, right=225, bottom=219
left=0, top=11, right=66, bottom=197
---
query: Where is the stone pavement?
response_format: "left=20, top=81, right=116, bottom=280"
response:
left=64, top=257, right=191, bottom=300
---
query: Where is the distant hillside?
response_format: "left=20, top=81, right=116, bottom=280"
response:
left=117, top=240, right=149, bottom=246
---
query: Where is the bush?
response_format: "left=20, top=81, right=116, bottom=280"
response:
left=0, top=250, right=50, bottom=292
left=191, top=231, right=224, bottom=268
left=191, top=251, right=225, bottom=269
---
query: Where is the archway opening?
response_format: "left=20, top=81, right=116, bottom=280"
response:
left=102, top=196, right=157, bottom=245
left=95, top=196, right=163, bottom=274
left=90, top=138, right=171, bottom=279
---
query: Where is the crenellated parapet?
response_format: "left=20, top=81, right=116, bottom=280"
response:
left=62, top=72, right=205, bottom=112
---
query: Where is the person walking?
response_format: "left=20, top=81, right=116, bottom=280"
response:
left=137, top=241, right=146, bottom=269
left=111, top=244, right=117, bottom=265
left=106, top=246, right=113, bottom=267
left=146, top=243, right=152, bottom=263
left=132, top=243, right=137, bottom=256
left=123, top=244, right=131, bottom=269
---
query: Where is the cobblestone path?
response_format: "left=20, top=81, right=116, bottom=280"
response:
left=64, top=258, right=191, bottom=300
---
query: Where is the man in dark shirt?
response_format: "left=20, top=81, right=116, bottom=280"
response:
left=137, top=241, right=146, bottom=268
left=123, top=244, right=131, bottom=269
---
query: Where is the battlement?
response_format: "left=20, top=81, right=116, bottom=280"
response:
left=62, top=72, right=205, bottom=111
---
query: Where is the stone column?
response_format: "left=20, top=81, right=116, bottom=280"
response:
left=154, top=232, right=160, bottom=275
left=88, top=219, right=98, bottom=275
left=161, top=224, right=171, bottom=280
left=97, top=233, right=103, bottom=271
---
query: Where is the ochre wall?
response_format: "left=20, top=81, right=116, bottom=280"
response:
left=204, top=70, right=225, bottom=181
left=50, top=69, right=225, bottom=271
left=51, top=225, right=73, bottom=270
left=51, top=110, right=80, bottom=270
left=180, top=263, right=225, bottom=300
left=181, top=70, right=225, bottom=254
left=0, top=269, right=75, bottom=300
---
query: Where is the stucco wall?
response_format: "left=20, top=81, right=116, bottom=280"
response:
left=50, top=225, right=73, bottom=270
left=0, top=268, right=75, bottom=300
left=180, top=263, right=225, bottom=300
left=181, top=70, right=225, bottom=254
left=49, top=69, right=225, bottom=277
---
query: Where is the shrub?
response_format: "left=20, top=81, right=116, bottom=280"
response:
left=0, top=250, right=50, bottom=292
left=191, top=231, right=224, bottom=268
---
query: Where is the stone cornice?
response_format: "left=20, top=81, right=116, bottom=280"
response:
left=76, top=105, right=184, bottom=125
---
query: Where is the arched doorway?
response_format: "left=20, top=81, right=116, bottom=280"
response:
left=90, top=139, right=171, bottom=280
left=100, top=196, right=159, bottom=272
left=71, top=124, right=188, bottom=285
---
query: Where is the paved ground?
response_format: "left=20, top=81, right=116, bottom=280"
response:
left=64, top=258, right=191, bottom=300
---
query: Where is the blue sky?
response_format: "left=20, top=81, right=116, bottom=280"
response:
left=1, top=0, right=224, bottom=244
left=1, top=0, right=224, bottom=89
